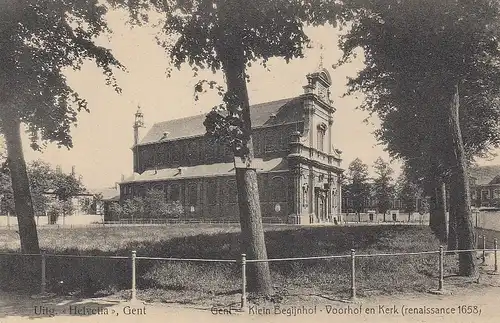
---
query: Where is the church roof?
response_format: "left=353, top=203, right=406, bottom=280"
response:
left=121, top=158, right=288, bottom=184
left=139, top=96, right=304, bottom=145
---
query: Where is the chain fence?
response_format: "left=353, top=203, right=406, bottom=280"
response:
left=0, top=236, right=498, bottom=311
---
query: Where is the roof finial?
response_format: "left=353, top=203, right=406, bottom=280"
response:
left=319, top=44, right=324, bottom=69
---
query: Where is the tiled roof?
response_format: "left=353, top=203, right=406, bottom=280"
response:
left=121, top=158, right=288, bottom=184
left=470, top=165, right=500, bottom=186
left=139, top=97, right=304, bottom=145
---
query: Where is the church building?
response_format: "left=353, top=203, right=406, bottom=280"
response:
left=119, top=68, right=344, bottom=224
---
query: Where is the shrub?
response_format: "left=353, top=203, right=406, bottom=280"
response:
left=118, top=189, right=184, bottom=219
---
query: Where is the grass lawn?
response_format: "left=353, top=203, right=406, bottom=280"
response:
left=0, top=224, right=475, bottom=305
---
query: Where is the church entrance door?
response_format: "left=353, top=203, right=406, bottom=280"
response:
left=314, top=187, right=328, bottom=223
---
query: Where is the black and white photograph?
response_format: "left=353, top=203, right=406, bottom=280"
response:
left=1, top=0, right=500, bottom=322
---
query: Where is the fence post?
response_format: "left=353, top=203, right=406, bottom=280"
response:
left=240, top=254, right=247, bottom=311
left=131, top=250, right=137, bottom=301
left=495, top=238, right=498, bottom=274
left=438, top=246, right=444, bottom=292
left=41, top=252, right=46, bottom=295
left=482, top=235, right=487, bottom=265
left=350, top=249, right=357, bottom=300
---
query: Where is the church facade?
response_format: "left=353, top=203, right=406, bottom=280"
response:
left=119, top=68, right=344, bottom=224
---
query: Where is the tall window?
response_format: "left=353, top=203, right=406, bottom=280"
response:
left=187, top=140, right=199, bottom=163
left=188, top=183, right=198, bottom=206
left=139, top=147, right=154, bottom=170
left=317, top=124, right=327, bottom=152
left=265, top=131, right=283, bottom=152
left=222, top=144, right=233, bottom=161
left=206, top=180, right=217, bottom=205
left=137, top=185, right=147, bottom=197
left=157, top=143, right=169, bottom=166
left=227, top=179, right=237, bottom=203
left=270, top=176, right=286, bottom=202
left=168, top=183, right=181, bottom=202
left=206, top=140, right=217, bottom=162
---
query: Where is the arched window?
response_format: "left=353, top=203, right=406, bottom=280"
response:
left=151, top=183, right=163, bottom=192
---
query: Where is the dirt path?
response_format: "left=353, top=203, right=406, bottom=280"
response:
left=1, top=282, right=500, bottom=323
left=2, top=252, right=500, bottom=323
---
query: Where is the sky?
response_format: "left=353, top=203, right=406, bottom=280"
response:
left=11, top=8, right=500, bottom=189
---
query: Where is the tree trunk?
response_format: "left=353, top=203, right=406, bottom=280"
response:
left=2, top=118, right=40, bottom=254
left=426, top=179, right=436, bottom=230
left=438, top=181, right=448, bottom=242
left=446, top=83, right=476, bottom=277
left=221, top=50, right=273, bottom=296
left=428, top=179, right=447, bottom=242
left=447, top=181, right=458, bottom=251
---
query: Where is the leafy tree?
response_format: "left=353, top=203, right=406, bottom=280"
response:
left=344, top=158, right=370, bottom=217
left=336, top=0, right=500, bottom=276
left=396, top=166, right=423, bottom=219
left=108, top=202, right=123, bottom=221
left=0, top=0, right=123, bottom=253
left=121, top=196, right=145, bottom=221
left=79, top=196, right=96, bottom=215
left=27, top=160, right=55, bottom=217
left=52, top=171, right=86, bottom=202
left=0, top=172, right=15, bottom=215
left=376, top=108, right=450, bottom=239
left=372, top=157, right=395, bottom=220
left=51, top=170, right=86, bottom=223
left=419, top=197, right=430, bottom=216
left=0, top=159, right=86, bottom=219
left=46, top=199, right=74, bottom=224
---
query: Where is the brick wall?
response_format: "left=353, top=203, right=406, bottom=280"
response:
left=134, top=122, right=303, bottom=173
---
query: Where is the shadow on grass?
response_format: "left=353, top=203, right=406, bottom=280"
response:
left=0, top=225, right=458, bottom=305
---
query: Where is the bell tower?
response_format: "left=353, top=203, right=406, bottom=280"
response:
left=133, top=106, right=145, bottom=146
left=133, top=106, right=145, bottom=173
